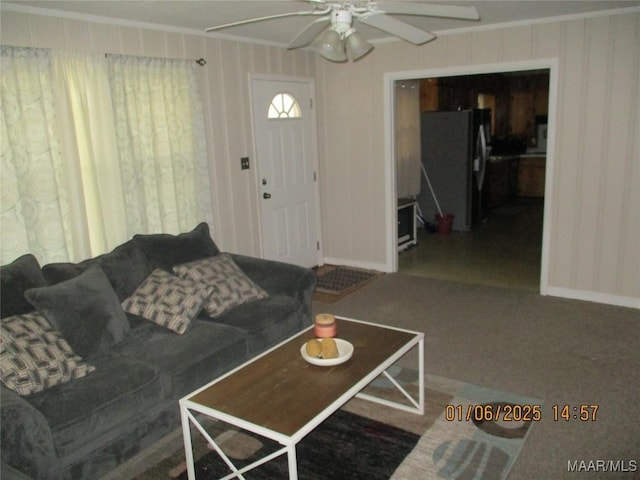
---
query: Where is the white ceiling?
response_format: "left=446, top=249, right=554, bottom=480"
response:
left=4, top=0, right=639, bottom=47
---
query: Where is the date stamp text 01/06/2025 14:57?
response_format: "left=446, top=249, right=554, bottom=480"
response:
left=444, top=403, right=600, bottom=422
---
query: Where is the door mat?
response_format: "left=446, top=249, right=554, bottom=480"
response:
left=315, top=267, right=380, bottom=296
left=127, top=368, right=540, bottom=480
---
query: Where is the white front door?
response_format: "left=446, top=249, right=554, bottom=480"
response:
left=251, top=78, right=320, bottom=268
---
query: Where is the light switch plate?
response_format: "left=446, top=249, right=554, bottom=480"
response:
left=240, top=157, right=250, bottom=170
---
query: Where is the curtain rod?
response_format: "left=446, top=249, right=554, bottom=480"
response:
left=104, top=52, right=206, bottom=66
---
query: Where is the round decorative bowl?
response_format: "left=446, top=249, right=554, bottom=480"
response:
left=300, top=338, right=354, bottom=366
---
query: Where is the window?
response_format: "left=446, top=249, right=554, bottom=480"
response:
left=1, top=47, right=213, bottom=264
left=267, top=93, right=301, bottom=119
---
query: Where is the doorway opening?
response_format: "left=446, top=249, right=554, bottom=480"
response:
left=386, top=61, right=557, bottom=293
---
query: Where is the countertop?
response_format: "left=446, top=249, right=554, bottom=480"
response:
left=489, top=153, right=546, bottom=162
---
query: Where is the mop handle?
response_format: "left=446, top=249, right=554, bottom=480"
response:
left=420, top=162, right=444, bottom=217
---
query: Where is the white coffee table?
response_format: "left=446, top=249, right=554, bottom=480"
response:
left=179, top=316, right=424, bottom=480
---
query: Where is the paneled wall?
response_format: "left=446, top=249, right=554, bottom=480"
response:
left=1, top=9, right=316, bottom=257
left=2, top=8, right=638, bottom=307
left=315, top=13, right=639, bottom=307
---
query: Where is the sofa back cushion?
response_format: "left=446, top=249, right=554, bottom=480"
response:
left=0, top=254, right=48, bottom=319
left=42, top=240, right=155, bottom=301
left=25, top=265, right=130, bottom=358
left=133, top=222, right=220, bottom=270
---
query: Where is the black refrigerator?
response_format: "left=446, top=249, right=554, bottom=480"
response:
left=419, top=109, right=491, bottom=231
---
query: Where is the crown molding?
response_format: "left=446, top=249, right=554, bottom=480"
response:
left=0, top=2, right=287, bottom=48
left=3, top=2, right=638, bottom=48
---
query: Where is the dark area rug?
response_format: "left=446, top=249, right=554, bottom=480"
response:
left=125, top=369, right=537, bottom=480
left=177, top=410, right=418, bottom=480
left=315, top=267, right=379, bottom=295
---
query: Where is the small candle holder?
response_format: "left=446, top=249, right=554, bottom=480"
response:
left=314, top=313, right=337, bottom=338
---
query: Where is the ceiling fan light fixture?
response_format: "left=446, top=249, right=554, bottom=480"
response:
left=314, top=28, right=347, bottom=62
left=345, top=30, right=373, bottom=61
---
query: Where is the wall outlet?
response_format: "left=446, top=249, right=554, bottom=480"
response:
left=240, top=157, right=250, bottom=170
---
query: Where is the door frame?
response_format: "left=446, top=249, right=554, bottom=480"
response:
left=383, top=58, right=559, bottom=295
left=248, top=74, right=323, bottom=266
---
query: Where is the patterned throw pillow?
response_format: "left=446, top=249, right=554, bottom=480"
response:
left=173, top=254, right=268, bottom=318
left=1, top=312, right=96, bottom=396
left=121, top=269, right=213, bottom=334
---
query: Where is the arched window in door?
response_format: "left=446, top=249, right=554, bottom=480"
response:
left=267, top=93, right=302, bottom=119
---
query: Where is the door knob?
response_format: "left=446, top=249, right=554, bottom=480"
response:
left=263, top=192, right=271, bottom=199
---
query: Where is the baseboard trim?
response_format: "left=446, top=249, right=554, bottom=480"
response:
left=321, top=257, right=640, bottom=310
left=545, top=287, right=640, bottom=310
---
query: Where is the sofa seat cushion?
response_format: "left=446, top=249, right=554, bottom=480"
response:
left=212, top=295, right=306, bottom=354
left=114, top=319, right=248, bottom=399
left=27, top=353, right=162, bottom=460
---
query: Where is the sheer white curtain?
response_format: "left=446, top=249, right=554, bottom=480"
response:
left=1, top=47, right=73, bottom=263
left=395, top=80, right=421, bottom=199
left=108, top=55, right=213, bottom=235
left=1, top=47, right=214, bottom=265
left=52, top=51, right=128, bottom=260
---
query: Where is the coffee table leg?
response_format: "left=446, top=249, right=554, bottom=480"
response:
left=180, top=404, right=196, bottom=480
left=357, top=335, right=425, bottom=415
left=287, top=444, right=299, bottom=480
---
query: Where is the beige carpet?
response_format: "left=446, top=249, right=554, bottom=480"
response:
left=101, top=273, right=639, bottom=480
left=312, top=273, right=640, bottom=480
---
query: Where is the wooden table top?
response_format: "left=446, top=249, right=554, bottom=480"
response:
left=186, top=318, right=419, bottom=437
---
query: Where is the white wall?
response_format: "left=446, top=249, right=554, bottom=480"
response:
left=1, top=9, right=316, bottom=258
left=314, top=12, right=639, bottom=308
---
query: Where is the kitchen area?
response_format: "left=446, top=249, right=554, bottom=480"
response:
left=398, top=70, right=549, bottom=291
left=420, top=70, right=549, bottom=214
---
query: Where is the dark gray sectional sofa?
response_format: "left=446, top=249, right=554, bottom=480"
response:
left=0, top=223, right=316, bottom=480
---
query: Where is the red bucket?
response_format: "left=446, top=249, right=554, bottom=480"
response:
left=436, top=213, right=454, bottom=236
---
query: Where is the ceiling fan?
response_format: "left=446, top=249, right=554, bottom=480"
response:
left=205, top=1, right=480, bottom=62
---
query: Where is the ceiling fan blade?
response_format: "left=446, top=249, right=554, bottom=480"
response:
left=359, top=13, right=436, bottom=45
left=374, top=2, right=480, bottom=21
left=288, top=17, right=331, bottom=49
left=205, top=10, right=318, bottom=32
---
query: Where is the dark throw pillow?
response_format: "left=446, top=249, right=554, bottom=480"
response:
left=121, top=269, right=213, bottom=334
left=25, top=265, right=130, bottom=358
left=173, top=253, right=268, bottom=318
left=1, top=312, right=95, bottom=396
left=0, top=254, right=48, bottom=319
left=133, top=222, right=220, bottom=270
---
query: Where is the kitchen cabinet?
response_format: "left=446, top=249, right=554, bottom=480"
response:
left=486, top=156, right=519, bottom=209
left=518, top=156, right=546, bottom=197
left=419, top=78, right=439, bottom=111
left=509, top=92, right=535, bottom=136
